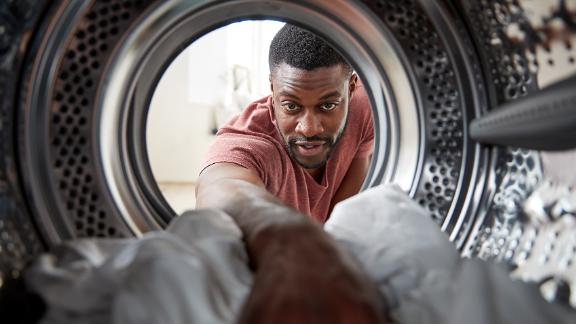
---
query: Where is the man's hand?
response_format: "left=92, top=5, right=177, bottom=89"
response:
left=196, top=163, right=387, bottom=323
left=237, top=222, right=388, bottom=324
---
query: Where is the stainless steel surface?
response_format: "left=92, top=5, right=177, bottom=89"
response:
left=513, top=182, right=576, bottom=306
left=21, top=0, right=154, bottom=242
left=0, top=0, right=51, bottom=284
left=22, top=0, right=95, bottom=245
left=458, top=0, right=576, bottom=307
left=0, top=0, right=573, bottom=308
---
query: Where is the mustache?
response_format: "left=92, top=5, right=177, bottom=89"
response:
left=288, top=135, right=333, bottom=145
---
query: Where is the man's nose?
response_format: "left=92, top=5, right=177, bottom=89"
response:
left=296, top=111, right=324, bottom=137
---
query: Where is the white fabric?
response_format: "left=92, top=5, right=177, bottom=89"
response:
left=26, top=209, right=252, bottom=324
left=26, top=185, right=576, bottom=324
left=327, top=184, right=576, bottom=324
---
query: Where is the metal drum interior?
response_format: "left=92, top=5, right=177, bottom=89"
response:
left=0, top=0, right=574, bottom=308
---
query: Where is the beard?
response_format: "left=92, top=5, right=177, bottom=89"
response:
left=286, top=135, right=335, bottom=169
left=282, top=115, right=349, bottom=170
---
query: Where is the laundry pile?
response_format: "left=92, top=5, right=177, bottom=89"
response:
left=25, top=185, right=575, bottom=324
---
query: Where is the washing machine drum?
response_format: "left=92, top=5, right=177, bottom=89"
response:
left=0, top=0, right=575, bottom=307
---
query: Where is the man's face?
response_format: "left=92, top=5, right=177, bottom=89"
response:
left=270, top=63, right=357, bottom=172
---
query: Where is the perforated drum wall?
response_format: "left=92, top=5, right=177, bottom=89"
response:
left=363, top=0, right=467, bottom=224
left=49, top=0, right=153, bottom=238
left=0, top=0, right=574, bottom=308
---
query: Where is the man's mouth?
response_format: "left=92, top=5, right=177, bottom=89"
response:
left=293, top=141, right=326, bottom=157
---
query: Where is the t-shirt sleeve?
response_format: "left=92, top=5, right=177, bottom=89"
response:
left=353, top=84, right=375, bottom=159
left=200, top=133, right=284, bottom=185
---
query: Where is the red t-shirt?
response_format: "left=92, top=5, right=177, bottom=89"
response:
left=201, top=84, right=374, bottom=223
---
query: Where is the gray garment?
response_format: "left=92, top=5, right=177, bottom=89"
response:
left=25, top=209, right=252, bottom=324
left=26, top=185, right=576, bottom=323
left=326, top=184, right=576, bottom=324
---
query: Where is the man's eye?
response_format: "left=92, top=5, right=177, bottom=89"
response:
left=283, top=103, right=299, bottom=111
left=321, top=103, right=337, bottom=111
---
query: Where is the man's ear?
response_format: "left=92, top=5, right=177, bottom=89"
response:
left=348, top=73, right=358, bottom=99
left=269, top=74, right=275, bottom=105
left=269, top=74, right=274, bottom=92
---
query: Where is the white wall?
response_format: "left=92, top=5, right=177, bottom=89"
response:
left=147, top=21, right=284, bottom=184
left=147, top=28, right=227, bottom=183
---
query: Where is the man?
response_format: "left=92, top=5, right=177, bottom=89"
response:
left=197, top=24, right=374, bottom=223
left=195, top=25, right=385, bottom=323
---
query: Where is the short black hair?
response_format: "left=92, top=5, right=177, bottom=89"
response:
left=269, top=24, right=352, bottom=75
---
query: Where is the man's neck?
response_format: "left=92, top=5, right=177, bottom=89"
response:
left=306, top=166, right=325, bottom=183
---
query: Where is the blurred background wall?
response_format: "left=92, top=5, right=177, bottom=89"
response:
left=146, top=21, right=285, bottom=213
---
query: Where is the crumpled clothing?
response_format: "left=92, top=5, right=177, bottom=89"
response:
left=326, top=184, right=576, bottom=324
left=26, top=184, right=576, bottom=324
left=25, top=209, right=252, bottom=324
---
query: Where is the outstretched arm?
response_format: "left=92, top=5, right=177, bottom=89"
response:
left=196, top=163, right=387, bottom=323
